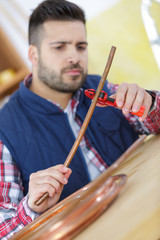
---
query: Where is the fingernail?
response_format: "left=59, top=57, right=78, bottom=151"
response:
left=117, top=101, right=123, bottom=107
left=132, top=106, right=138, bottom=112
left=63, top=177, right=68, bottom=184
left=62, top=166, right=68, bottom=171
left=123, top=108, right=129, bottom=114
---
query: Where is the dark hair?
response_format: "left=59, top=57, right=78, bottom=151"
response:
left=28, top=0, right=86, bottom=46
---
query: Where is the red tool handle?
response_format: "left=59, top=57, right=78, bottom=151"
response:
left=84, top=89, right=145, bottom=117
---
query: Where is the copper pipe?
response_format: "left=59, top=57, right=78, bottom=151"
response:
left=64, top=46, right=116, bottom=167
left=35, top=46, right=116, bottom=206
left=9, top=135, right=146, bottom=240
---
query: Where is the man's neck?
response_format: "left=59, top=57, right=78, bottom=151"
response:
left=30, top=77, right=73, bottom=109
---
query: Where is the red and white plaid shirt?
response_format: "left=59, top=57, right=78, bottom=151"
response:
left=0, top=76, right=160, bottom=239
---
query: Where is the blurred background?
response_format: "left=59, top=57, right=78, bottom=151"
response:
left=0, top=0, right=160, bottom=103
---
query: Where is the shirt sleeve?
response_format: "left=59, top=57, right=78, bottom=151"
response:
left=107, top=82, right=160, bottom=135
left=0, top=141, right=39, bottom=240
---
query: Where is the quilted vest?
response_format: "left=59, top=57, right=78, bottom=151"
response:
left=0, top=75, right=138, bottom=200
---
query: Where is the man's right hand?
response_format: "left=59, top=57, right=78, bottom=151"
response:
left=28, top=165, right=72, bottom=213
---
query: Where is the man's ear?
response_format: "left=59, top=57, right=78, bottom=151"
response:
left=28, top=45, right=39, bottom=65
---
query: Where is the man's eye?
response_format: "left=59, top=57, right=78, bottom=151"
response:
left=55, top=45, right=64, bottom=50
left=77, top=45, right=87, bottom=51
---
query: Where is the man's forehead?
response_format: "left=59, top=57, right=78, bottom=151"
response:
left=42, top=20, right=86, bottom=43
left=43, top=20, right=86, bottom=32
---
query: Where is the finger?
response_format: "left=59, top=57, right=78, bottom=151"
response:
left=139, top=93, right=152, bottom=121
left=37, top=175, right=62, bottom=193
left=131, top=88, right=145, bottom=113
left=64, top=168, right=72, bottom=179
left=52, top=165, right=72, bottom=180
left=115, top=83, right=128, bottom=108
left=121, top=84, right=139, bottom=115
left=109, top=93, right=116, bottom=99
left=28, top=183, right=58, bottom=212
left=46, top=168, right=68, bottom=185
left=52, top=164, right=70, bottom=173
left=40, top=183, right=56, bottom=198
left=29, top=183, right=56, bottom=204
left=30, top=170, right=68, bottom=189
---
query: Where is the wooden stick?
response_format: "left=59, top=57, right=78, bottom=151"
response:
left=35, top=46, right=116, bottom=206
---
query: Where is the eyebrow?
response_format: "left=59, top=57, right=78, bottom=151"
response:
left=48, top=41, right=88, bottom=45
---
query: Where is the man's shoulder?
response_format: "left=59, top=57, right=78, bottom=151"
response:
left=0, top=89, right=21, bottom=123
left=0, top=89, right=19, bottom=109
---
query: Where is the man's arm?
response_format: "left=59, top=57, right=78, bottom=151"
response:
left=125, top=91, right=160, bottom=135
left=107, top=82, right=160, bottom=135
left=0, top=141, right=39, bottom=239
left=0, top=141, right=72, bottom=239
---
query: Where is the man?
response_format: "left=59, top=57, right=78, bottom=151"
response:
left=0, top=0, right=160, bottom=239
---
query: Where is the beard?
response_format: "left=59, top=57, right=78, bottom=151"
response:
left=37, top=57, right=87, bottom=93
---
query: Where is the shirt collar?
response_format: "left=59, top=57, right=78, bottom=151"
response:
left=23, top=74, right=82, bottom=113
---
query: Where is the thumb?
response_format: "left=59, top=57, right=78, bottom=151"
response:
left=109, top=93, right=116, bottom=99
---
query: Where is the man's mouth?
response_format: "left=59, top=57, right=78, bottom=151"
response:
left=63, top=68, right=82, bottom=76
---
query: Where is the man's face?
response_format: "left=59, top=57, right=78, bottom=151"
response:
left=37, top=20, right=88, bottom=93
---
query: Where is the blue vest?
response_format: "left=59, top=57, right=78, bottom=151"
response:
left=0, top=75, right=138, bottom=200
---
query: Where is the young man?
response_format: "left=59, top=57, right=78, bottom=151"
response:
left=0, top=0, right=160, bottom=238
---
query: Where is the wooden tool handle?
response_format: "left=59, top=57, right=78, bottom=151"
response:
left=35, top=46, right=116, bottom=206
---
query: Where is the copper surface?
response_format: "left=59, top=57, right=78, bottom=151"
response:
left=9, top=135, right=146, bottom=240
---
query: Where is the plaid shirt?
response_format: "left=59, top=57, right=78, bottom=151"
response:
left=0, top=77, right=160, bottom=239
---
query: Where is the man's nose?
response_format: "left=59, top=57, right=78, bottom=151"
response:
left=67, top=49, right=80, bottom=64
